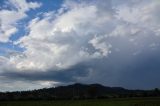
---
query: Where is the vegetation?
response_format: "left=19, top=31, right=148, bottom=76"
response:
left=0, top=98, right=160, bottom=106
left=0, top=83, right=159, bottom=101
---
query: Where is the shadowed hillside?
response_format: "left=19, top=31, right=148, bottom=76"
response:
left=0, top=83, right=159, bottom=101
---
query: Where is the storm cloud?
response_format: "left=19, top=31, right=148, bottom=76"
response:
left=0, top=0, right=160, bottom=91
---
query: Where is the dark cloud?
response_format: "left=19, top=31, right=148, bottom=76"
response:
left=116, top=50, right=160, bottom=89
left=1, top=63, right=90, bottom=83
left=1, top=0, right=160, bottom=91
left=2, top=36, right=160, bottom=90
left=76, top=36, right=160, bottom=89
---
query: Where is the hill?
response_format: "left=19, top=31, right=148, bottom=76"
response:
left=0, top=83, right=159, bottom=100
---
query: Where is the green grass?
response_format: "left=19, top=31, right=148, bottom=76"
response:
left=0, top=97, right=160, bottom=106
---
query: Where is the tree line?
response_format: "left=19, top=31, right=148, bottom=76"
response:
left=0, top=83, right=159, bottom=101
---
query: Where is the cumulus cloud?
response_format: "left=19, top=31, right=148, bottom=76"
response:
left=0, top=0, right=160, bottom=90
left=116, top=0, right=160, bottom=35
left=12, top=0, right=115, bottom=71
left=0, top=0, right=41, bottom=43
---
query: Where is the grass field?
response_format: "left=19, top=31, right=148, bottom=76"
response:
left=0, top=97, right=159, bottom=106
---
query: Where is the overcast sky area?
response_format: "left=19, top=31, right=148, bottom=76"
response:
left=0, top=0, right=160, bottom=91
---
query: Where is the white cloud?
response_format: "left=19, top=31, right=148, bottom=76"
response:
left=116, top=0, right=160, bottom=36
left=89, top=36, right=112, bottom=57
left=4, top=0, right=160, bottom=75
left=0, top=0, right=41, bottom=43
left=9, top=0, right=41, bottom=12
left=0, top=78, right=58, bottom=91
left=12, top=0, right=115, bottom=72
left=1, top=0, right=160, bottom=90
left=110, top=24, right=141, bottom=37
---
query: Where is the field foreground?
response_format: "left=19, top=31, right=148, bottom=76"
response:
left=0, top=97, right=159, bottom=106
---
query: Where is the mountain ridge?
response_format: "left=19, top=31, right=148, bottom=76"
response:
left=0, top=83, right=159, bottom=100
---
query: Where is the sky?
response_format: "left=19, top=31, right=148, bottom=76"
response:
left=0, top=0, right=160, bottom=91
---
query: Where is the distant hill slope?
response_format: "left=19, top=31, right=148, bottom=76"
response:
left=0, top=83, right=159, bottom=100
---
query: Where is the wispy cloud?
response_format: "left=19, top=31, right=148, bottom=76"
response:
left=0, top=0, right=41, bottom=43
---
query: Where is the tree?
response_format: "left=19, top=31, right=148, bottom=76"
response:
left=87, top=86, right=98, bottom=98
left=154, top=88, right=160, bottom=96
